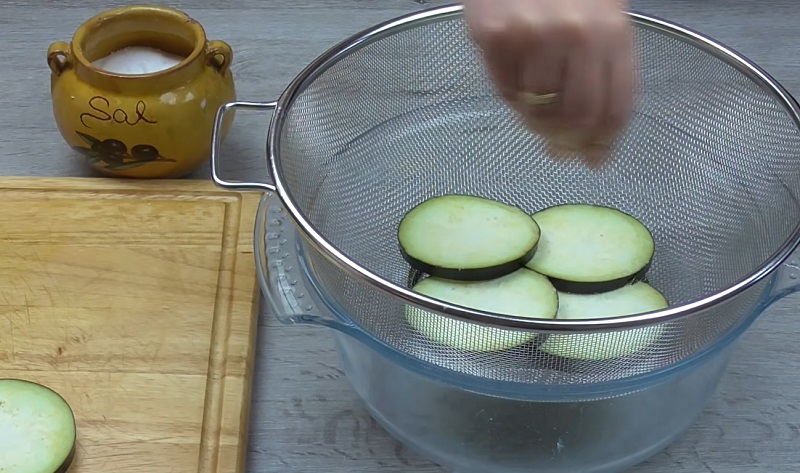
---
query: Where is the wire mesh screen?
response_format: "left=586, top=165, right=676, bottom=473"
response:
left=272, top=12, right=800, bottom=384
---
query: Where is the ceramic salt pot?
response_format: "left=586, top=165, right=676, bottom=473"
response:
left=47, top=5, right=236, bottom=178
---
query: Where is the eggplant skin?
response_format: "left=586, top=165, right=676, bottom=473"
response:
left=546, top=261, right=652, bottom=295
left=398, top=243, right=538, bottom=282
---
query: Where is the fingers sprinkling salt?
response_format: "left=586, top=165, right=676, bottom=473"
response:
left=93, top=46, right=184, bottom=75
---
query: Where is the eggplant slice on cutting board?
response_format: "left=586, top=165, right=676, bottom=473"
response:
left=0, top=379, right=77, bottom=473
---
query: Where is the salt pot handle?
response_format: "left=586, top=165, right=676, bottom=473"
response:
left=47, top=41, right=72, bottom=77
left=206, top=40, right=233, bottom=74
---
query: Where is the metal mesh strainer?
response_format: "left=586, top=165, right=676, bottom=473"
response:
left=214, top=6, right=800, bottom=386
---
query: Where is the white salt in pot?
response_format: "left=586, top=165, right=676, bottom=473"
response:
left=47, top=5, right=236, bottom=178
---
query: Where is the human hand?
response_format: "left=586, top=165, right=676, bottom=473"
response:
left=463, top=0, right=636, bottom=166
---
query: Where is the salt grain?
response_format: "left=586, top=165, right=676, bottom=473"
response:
left=93, top=46, right=184, bottom=75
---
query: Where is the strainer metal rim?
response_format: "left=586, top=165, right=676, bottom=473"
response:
left=266, top=4, right=800, bottom=333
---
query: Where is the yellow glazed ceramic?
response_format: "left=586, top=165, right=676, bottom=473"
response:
left=47, top=5, right=236, bottom=178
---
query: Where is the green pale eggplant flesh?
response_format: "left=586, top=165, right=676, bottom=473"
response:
left=406, top=268, right=558, bottom=352
left=0, top=379, right=77, bottom=473
left=526, top=204, right=655, bottom=294
left=398, top=194, right=541, bottom=281
left=539, top=282, right=669, bottom=361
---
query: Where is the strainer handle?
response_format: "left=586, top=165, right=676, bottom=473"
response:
left=211, top=100, right=278, bottom=192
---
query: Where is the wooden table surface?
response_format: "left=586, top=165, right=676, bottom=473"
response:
left=3, top=1, right=800, bottom=471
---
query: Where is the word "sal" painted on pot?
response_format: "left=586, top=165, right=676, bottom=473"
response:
left=79, top=95, right=157, bottom=129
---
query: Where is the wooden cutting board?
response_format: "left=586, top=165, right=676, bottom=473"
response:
left=0, top=177, right=262, bottom=473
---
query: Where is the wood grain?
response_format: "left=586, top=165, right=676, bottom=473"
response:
left=2, top=1, right=800, bottom=472
left=0, top=178, right=261, bottom=473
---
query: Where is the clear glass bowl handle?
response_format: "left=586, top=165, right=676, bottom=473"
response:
left=254, top=192, right=361, bottom=335
left=764, top=254, right=800, bottom=309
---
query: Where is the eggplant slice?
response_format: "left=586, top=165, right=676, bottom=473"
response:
left=398, top=194, right=541, bottom=281
left=539, top=282, right=669, bottom=361
left=0, top=379, right=76, bottom=473
left=405, top=268, right=558, bottom=352
left=526, top=204, right=655, bottom=293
